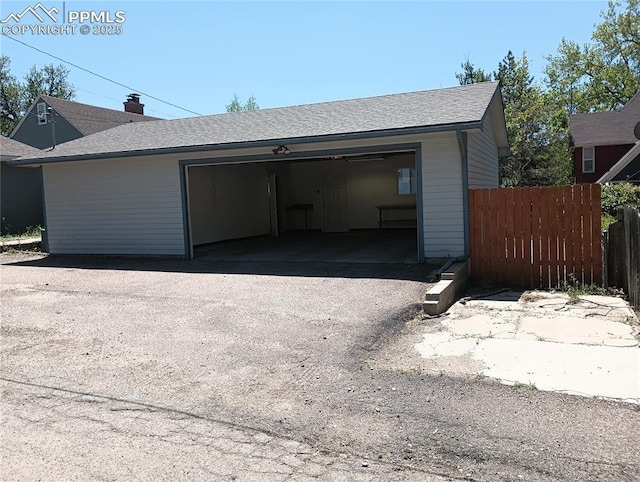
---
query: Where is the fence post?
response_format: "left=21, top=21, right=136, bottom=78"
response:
left=602, top=231, right=608, bottom=288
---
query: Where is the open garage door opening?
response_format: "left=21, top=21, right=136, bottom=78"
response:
left=185, top=150, right=420, bottom=264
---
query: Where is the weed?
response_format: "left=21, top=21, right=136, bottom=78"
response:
left=0, top=226, right=42, bottom=241
left=513, top=381, right=537, bottom=391
left=559, top=274, right=609, bottom=299
left=621, top=315, right=636, bottom=326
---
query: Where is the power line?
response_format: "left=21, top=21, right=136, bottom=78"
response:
left=2, top=34, right=203, bottom=117
left=76, top=88, right=177, bottom=119
left=21, top=107, right=161, bottom=127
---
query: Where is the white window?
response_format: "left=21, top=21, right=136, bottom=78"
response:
left=36, top=102, right=48, bottom=125
left=397, top=168, right=417, bottom=195
left=582, top=147, right=595, bottom=173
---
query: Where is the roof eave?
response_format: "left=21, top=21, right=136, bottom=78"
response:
left=9, top=95, right=46, bottom=138
left=9, top=120, right=484, bottom=166
left=597, top=142, right=640, bottom=183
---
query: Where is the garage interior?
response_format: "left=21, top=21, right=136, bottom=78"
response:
left=186, top=151, right=419, bottom=263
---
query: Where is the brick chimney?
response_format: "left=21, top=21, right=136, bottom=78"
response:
left=124, top=93, right=144, bottom=115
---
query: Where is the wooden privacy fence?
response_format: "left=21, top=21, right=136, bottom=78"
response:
left=603, top=207, right=640, bottom=311
left=469, top=184, right=602, bottom=289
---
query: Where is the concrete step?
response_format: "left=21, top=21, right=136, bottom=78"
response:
left=423, top=261, right=468, bottom=315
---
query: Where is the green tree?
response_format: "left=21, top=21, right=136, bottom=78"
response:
left=24, top=64, right=75, bottom=106
left=456, top=52, right=572, bottom=187
left=455, top=59, right=493, bottom=85
left=495, top=51, right=572, bottom=186
left=545, top=0, right=640, bottom=114
left=0, top=56, right=22, bottom=136
left=0, top=56, right=76, bottom=136
left=225, top=94, right=259, bottom=112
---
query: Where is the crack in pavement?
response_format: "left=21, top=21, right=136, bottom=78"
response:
left=1, top=376, right=459, bottom=481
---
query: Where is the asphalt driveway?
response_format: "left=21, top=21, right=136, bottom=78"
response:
left=1, top=253, right=639, bottom=481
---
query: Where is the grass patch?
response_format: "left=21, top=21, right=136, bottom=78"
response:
left=513, top=381, right=537, bottom=391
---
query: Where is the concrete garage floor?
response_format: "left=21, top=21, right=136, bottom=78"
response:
left=196, top=229, right=419, bottom=264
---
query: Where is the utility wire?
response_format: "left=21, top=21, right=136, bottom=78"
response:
left=21, top=108, right=162, bottom=126
left=76, top=88, right=177, bottom=119
left=2, top=34, right=203, bottom=116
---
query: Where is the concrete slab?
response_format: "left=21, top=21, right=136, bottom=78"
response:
left=414, top=290, right=640, bottom=403
left=475, top=339, right=640, bottom=402
left=518, top=316, right=638, bottom=346
left=445, top=315, right=517, bottom=339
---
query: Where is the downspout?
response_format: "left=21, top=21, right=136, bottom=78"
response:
left=456, top=129, right=470, bottom=259
left=39, top=166, right=49, bottom=253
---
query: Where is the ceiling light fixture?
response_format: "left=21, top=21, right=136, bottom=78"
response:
left=272, top=145, right=291, bottom=156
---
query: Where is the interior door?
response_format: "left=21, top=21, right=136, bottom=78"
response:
left=321, top=175, right=348, bottom=232
left=268, top=173, right=279, bottom=237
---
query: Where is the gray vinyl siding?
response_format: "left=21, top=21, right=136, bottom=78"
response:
left=12, top=101, right=83, bottom=150
left=43, top=157, right=184, bottom=255
left=420, top=132, right=465, bottom=257
left=467, top=113, right=499, bottom=188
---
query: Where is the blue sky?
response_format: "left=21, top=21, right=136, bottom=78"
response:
left=1, top=1, right=608, bottom=119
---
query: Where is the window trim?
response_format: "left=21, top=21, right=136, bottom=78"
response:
left=36, top=102, right=48, bottom=125
left=582, top=146, right=595, bottom=174
left=397, top=167, right=417, bottom=195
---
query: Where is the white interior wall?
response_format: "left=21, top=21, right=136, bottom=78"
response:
left=289, top=160, right=341, bottom=230
left=346, top=154, right=416, bottom=229
left=188, top=163, right=270, bottom=245
left=288, top=154, right=416, bottom=230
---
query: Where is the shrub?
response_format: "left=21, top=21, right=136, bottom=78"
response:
left=601, top=182, right=640, bottom=217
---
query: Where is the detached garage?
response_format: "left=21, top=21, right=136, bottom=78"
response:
left=11, top=82, right=508, bottom=262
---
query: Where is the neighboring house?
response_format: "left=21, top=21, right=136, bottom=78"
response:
left=11, top=93, right=159, bottom=149
left=0, top=136, right=43, bottom=234
left=569, top=90, right=640, bottom=184
left=597, top=141, right=640, bottom=183
left=4, top=94, right=158, bottom=234
left=11, top=82, right=509, bottom=261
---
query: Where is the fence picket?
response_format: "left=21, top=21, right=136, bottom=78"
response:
left=548, top=187, right=560, bottom=288
left=590, top=184, right=603, bottom=286
left=513, top=188, right=524, bottom=287
left=574, top=185, right=585, bottom=284
left=540, top=188, right=551, bottom=289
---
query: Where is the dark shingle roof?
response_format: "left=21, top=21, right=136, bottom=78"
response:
left=17, top=82, right=502, bottom=162
left=569, top=90, right=640, bottom=147
left=39, top=95, right=160, bottom=136
left=0, top=135, right=41, bottom=159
